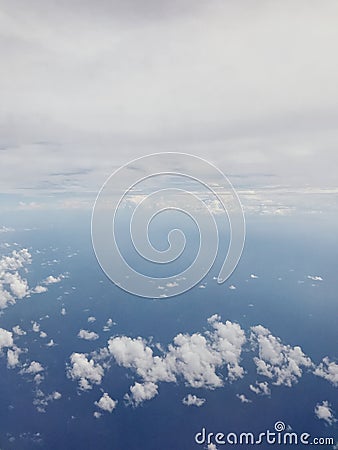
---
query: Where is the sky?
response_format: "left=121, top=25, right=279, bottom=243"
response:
left=1, top=0, right=338, bottom=214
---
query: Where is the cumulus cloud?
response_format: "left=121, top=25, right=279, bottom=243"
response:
left=7, top=346, right=22, bottom=368
left=32, top=322, right=40, bottom=333
left=32, top=285, right=48, bottom=294
left=314, top=357, right=338, bottom=387
left=250, top=325, right=312, bottom=387
left=0, top=327, right=14, bottom=350
left=182, top=394, right=206, bottom=407
left=125, top=382, right=158, bottom=406
left=43, top=275, right=64, bottom=285
left=0, top=249, right=47, bottom=309
left=33, top=389, right=62, bottom=413
left=249, top=381, right=271, bottom=396
left=12, top=325, right=26, bottom=336
left=307, top=275, right=323, bottom=281
left=78, top=330, right=99, bottom=341
left=95, top=393, right=117, bottom=413
left=103, top=318, right=114, bottom=331
left=314, top=401, right=336, bottom=425
left=67, top=352, right=104, bottom=390
left=236, top=394, right=252, bottom=403
left=21, top=361, right=44, bottom=374
left=107, top=315, right=246, bottom=405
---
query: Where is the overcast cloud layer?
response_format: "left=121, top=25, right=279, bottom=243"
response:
left=1, top=1, right=338, bottom=212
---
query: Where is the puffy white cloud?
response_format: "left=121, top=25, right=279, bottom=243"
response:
left=250, top=325, right=312, bottom=387
left=103, top=318, right=114, bottom=331
left=78, top=330, right=99, bottom=341
left=22, top=361, right=44, bottom=374
left=314, top=357, right=338, bottom=387
left=95, top=393, right=117, bottom=413
left=0, top=327, right=14, bottom=350
left=125, top=382, right=158, bottom=406
left=33, top=389, right=62, bottom=413
left=107, top=315, right=246, bottom=405
left=12, top=325, right=26, bottom=336
left=249, top=381, right=271, bottom=396
left=32, top=285, right=48, bottom=294
left=43, top=275, right=63, bottom=285
left=67, top=352, right=104, bottom=390
left=307, top=275, right=323, bottom=281
left=182, top=394, right=206, bottom=407
left=236, top=394, right=251, bottom=403
left=32, top=322, right=40, bottom=333
left=314, top=401, right=336, bottom=425
left=0, top=249, right=48, bottom=310
left=7, top=347, right=22, bottom=368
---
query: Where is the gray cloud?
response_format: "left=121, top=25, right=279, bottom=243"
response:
left=1, top=0, right=338, bottom=210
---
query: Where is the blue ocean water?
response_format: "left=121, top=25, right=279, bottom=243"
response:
left=0, top=210, right=337, bottom=449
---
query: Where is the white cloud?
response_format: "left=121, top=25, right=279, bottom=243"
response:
left=32, top=322, right=40, bottom=333
left=78, top=329, right=99, bottom=341
left=67, top=352, right=104, bottom=390
left=7, top=346, right=22, bottom=368
left=182, top=394, right=206, bottom=407
left=0, top=327, right=14, bottom=350
left=236, top=394, right=251, bottom=403
left=43, top=275, right=63, bottom=285
left=95, top=393, right=117, bottom=413
left=314, top=401, right=336, bottom=425
left=314, top=357, right=338, bottom=387
left=32, top=285, right=48, bottom=294
left=87, top=316, right=96, bottom=323
left=107, top=315, right=246, bottom=405
left=0, top=249, right=42, bottom=310
left=103, top=318, right=114, bottom=331
left=249, top=381, right=271, bottom=396
left=125, top=382, right=158, bottom=406
left=33, top=389, right=62, bottom=413
left=307, top=275, right=323, bottom=281
left=23, top=361, right=44, bottom=374
left=250, top=325, right=312, bottom=387
left=46, top=339, right=56, bottom=347
left=12, top=325, right=26, bottom=336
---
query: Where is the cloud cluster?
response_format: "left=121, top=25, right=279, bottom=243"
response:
left=107, top=315, right=246, bottom=404
left=78, top=330, right=99, bottom=341
left=0, top=327, right=23, bottom=369
left=314, top=357, right=338, bottom=387
left=95, top=392, right=117, bottom=413
left=249, top=381, right=271, bottom=396
left=67, top=353, right=104, bottom=391
left=33, top=390, right=62, bottom=413
left=0, top=249, right=31, bottom=309
left=314, top=401, right=336, bottom=425
left=183, top=394, right=206, bottom=407
left=250, top=325, right=312, bottom=387
left=125, top=382, right=158, bottom=406
left=66, top=316, right=336, bottom=409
